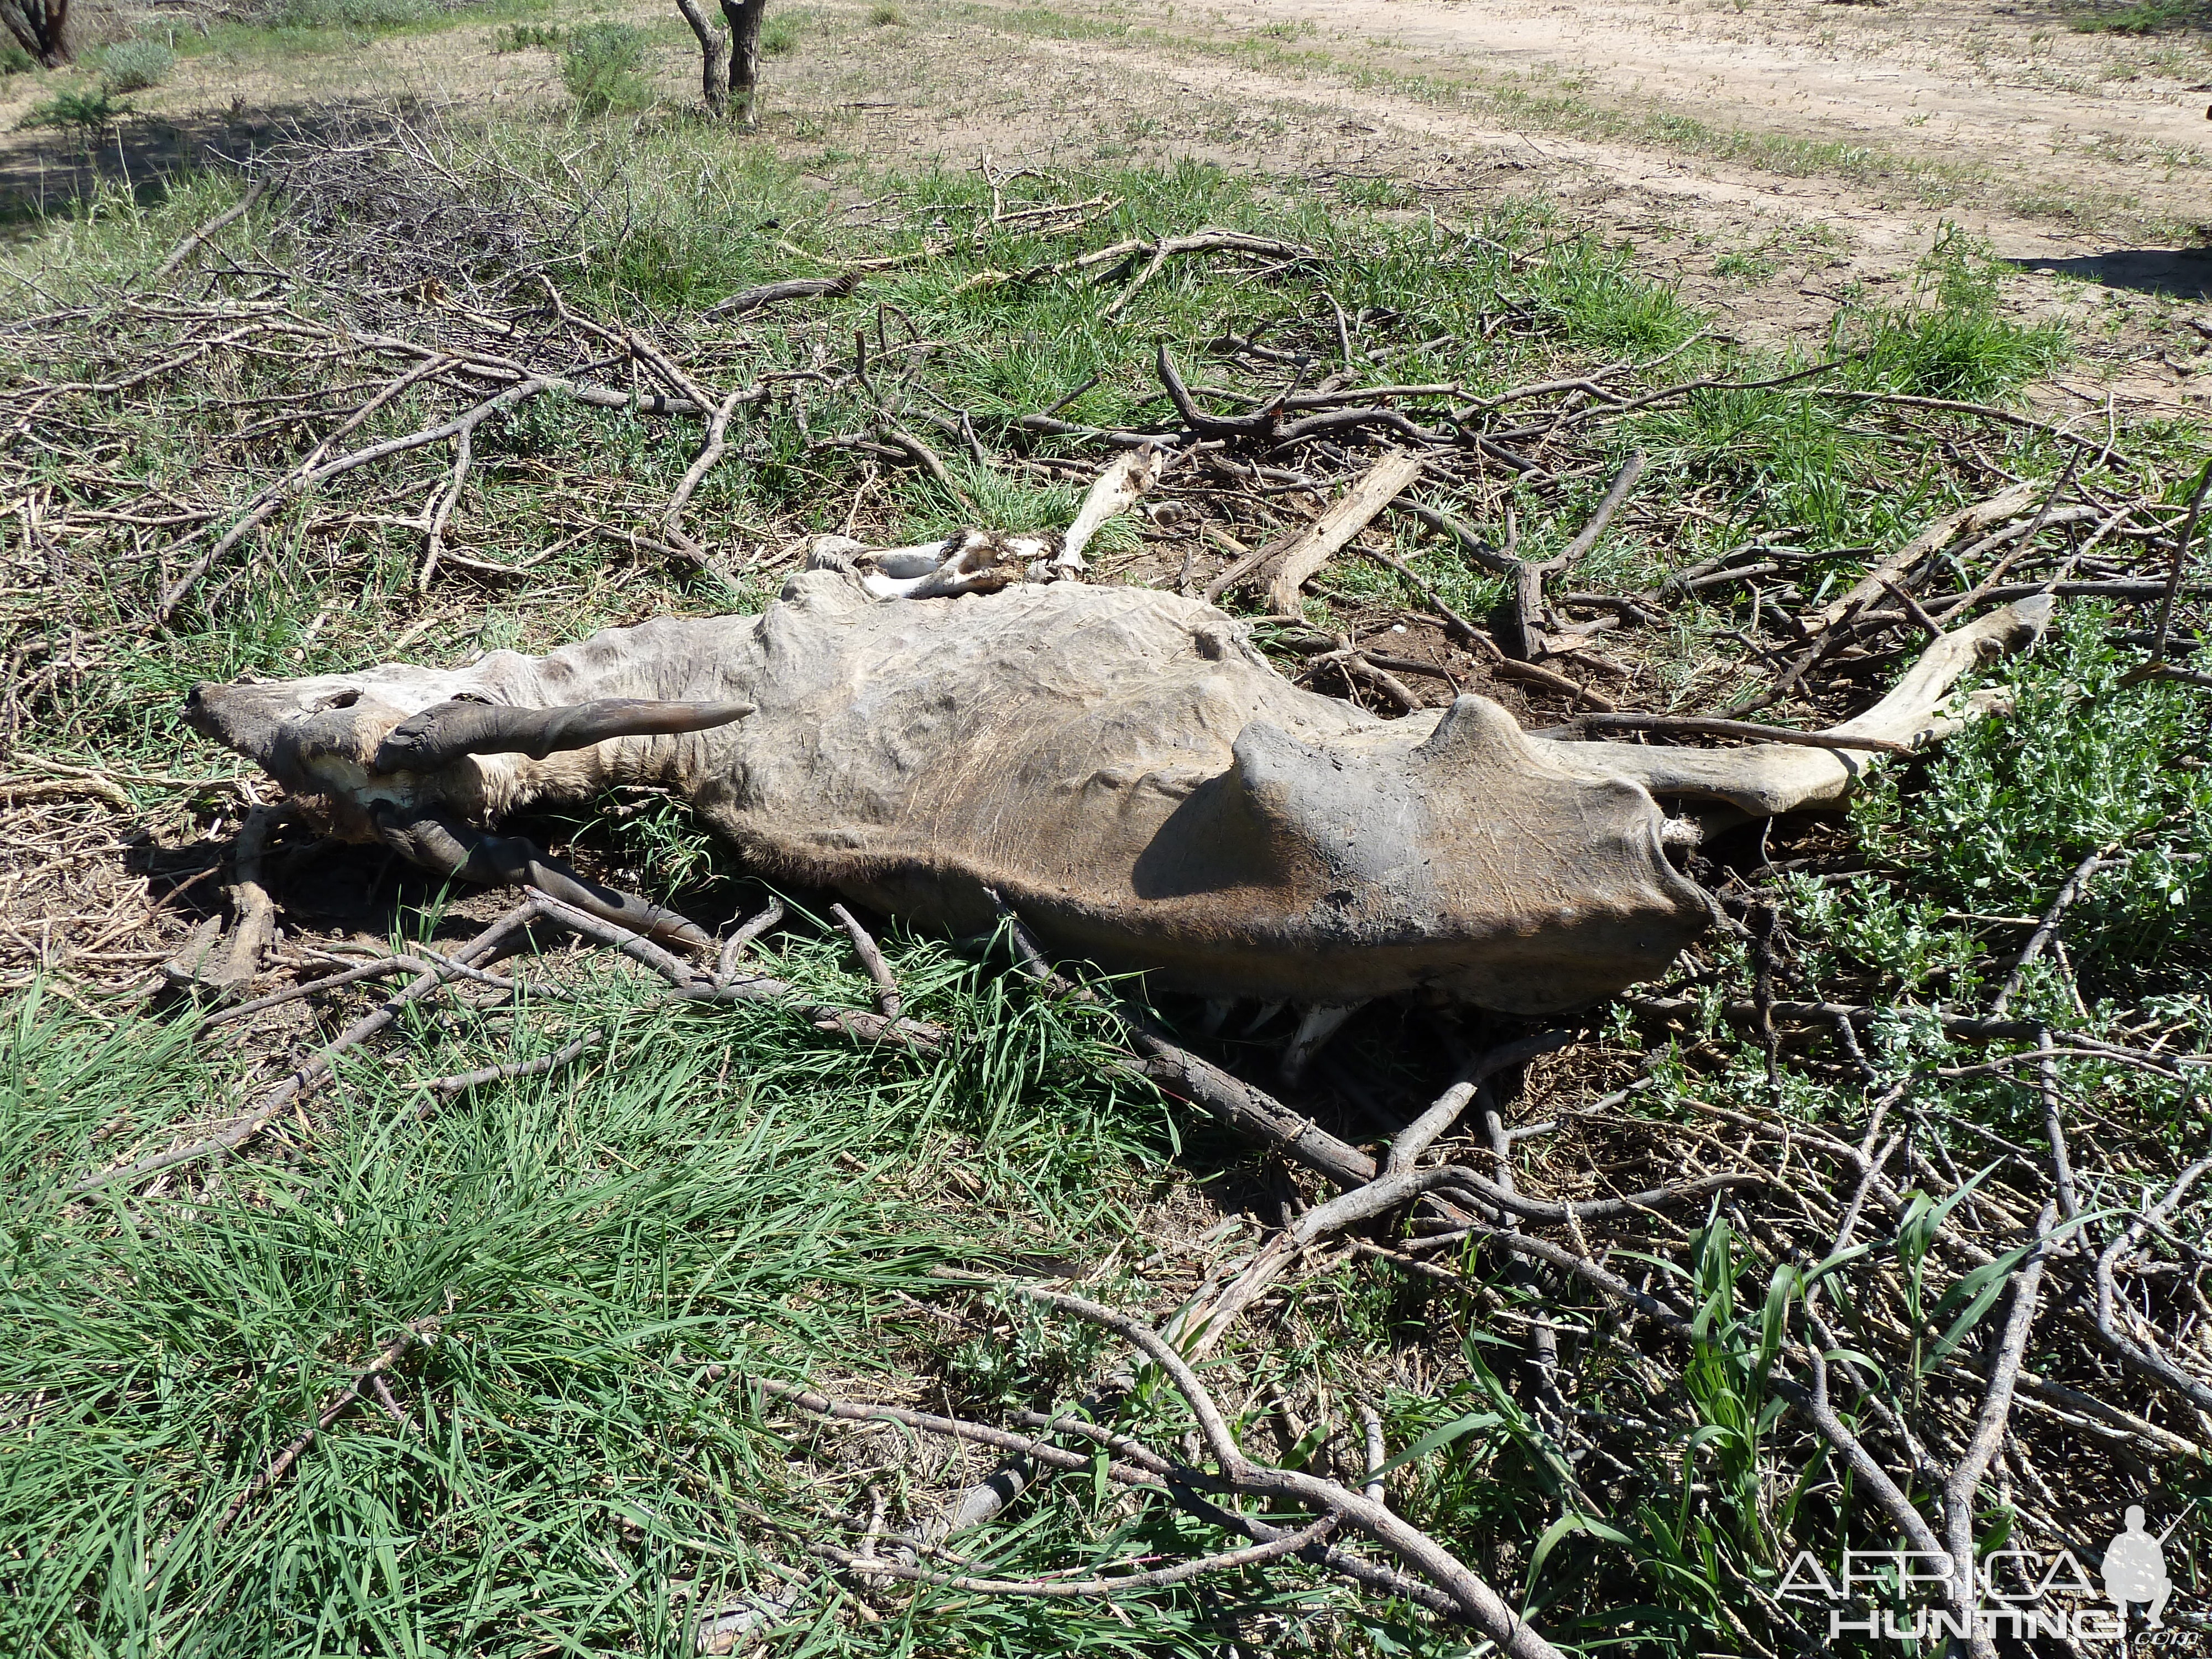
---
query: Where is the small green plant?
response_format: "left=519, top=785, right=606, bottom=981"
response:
left=495, top=20, right=564, bottom=50
left=560, top=21, right=651, bottom=116
left=555, top=791, right=728, bottom=895
left=253, top=0, right=446, bottom=28
left=2067, top=0, right=2209, bottom=32
left=1337, top=174, right=1417, bottom=210
left=0, top=33, right=35, bottom=74
left=1712, top=249, right=1772, bottom=283
left=760, top=10, right=802, bottom=54
left=17, top=87, right=132, bottom=132
left=97, top=39, right=174, bottom=92
left=946, top=1284, right=1113, bottom=1410
left=868, top=1, right=904, bottom=24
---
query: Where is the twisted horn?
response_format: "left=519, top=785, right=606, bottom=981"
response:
left=373, top=697, right=754, bottom=773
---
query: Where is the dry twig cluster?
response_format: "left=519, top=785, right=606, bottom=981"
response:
left=4, top=122, right=2209, bottom=1652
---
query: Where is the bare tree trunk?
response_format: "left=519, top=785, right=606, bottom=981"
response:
left=720, top=0, right=768, bottom=126
left=673, top=0, right=729, bottom=118
left=1, top=0, right=72, bottom=66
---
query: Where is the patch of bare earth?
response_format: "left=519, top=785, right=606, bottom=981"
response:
left=6, top=0, right=2210, bottom=408
left=786, top=0, right=2212, bottom=410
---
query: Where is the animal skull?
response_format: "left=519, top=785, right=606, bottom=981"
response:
left=184, top=464, right=2049, bottom=1056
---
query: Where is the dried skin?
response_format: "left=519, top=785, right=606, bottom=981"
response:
left=183, top=562, right=2049, bottom=1015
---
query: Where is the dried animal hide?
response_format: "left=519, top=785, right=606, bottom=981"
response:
left=184, top=464, right=2051, bottom=1022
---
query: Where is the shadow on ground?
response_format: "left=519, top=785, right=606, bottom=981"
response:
left=0, top=100, right=417, bottom=227
left=2008, top=246, right=2212, bottom=300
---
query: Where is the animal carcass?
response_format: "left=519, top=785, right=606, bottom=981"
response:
left=184, top=496, right=2048, bottom=1036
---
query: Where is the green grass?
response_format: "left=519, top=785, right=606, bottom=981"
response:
left=2066, top=0, right=2211, bottom=33
left=3, top=111, right=2210, bottom=1659
left=1, top=949, right=1183, bottom=1655
left=560, top=19, right=652, bottom=114
left=165, top=0, right=554, bottom=64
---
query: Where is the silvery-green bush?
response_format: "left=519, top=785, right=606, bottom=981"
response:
left=99, top=39, right=174, bottom=92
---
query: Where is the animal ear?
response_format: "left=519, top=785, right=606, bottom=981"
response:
left=1415, top=694, right=1542, bottom=771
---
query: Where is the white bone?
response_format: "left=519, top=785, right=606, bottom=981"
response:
left=1058, top=445, right=1166, bottom=571
left=1281, top=1004, right=1362, bottom=1084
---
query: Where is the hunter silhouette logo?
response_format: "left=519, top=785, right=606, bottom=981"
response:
left=1780, top=1513, right=2183, bottom=1643
left=2102, top=1506, right=2175, bottom=1629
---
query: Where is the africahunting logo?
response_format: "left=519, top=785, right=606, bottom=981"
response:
left=1779, top=1509, right=2177, bottom=1643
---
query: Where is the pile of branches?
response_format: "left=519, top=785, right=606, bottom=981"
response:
left=6, top=119, right=2211, bottom=1653
left=11, top=123, right=2204, bottom=737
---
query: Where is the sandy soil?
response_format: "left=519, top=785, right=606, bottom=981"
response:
left=3, top=0, right=2209, bottom=406
left=1215, top=0, right=2212, bottom=200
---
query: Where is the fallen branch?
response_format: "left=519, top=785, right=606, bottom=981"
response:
left=1258, top=450, right=1426, bottom=615
left=1940, top=1206, right=2052, bottom=1658
left=1500, top=453, right=1644, bottom=660
left=156, top=375, right=554, bottom=622
left=662, top=384, right=748, bottom=552
left=2144, top=455, right=2212, bottom=668
left=812, top=1514, right=1339, bottom=1596
left=1811, top=481, right=2039, bottom=634
left=75, top=901, right=550, bottom=1193
left=1101, top=230, right=1314, bottom=321
left=830, top=902, right=902, bottom=1022
left=706, top=273, right=862, bottom=317
left=1990, top=842, right=2123, bottom=1016
left=149, top=172, right=279, bottom=284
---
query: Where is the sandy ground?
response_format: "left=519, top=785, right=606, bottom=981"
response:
left=3, top=0, right=2209, bottom=405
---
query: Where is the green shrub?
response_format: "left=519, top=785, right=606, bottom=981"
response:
left=1849, top=609, right=2212, bottom=994
left=560, top=21, right=651, bottom=114
left=760, top=11, right=802, bottom=53
left=2067, top=0, right=2209, bottom=32
left=17, top=88, right=132, bottom=131
left=495, top=20, right=564, bottom=50
left=0, top=33, right=35, bottom=74
left=868, top=1, right=904, bottom=23
left=97, top=39, right=174, bottom=92
left=252, top=0, right=447, bottom=29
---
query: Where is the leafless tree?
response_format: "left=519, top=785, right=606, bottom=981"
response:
left=674, top=0, right=769, bottom=123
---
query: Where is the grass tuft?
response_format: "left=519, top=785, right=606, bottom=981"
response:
left=2066, top=0, right=2210, bottom=31
left=759, top=8, right=805, bottom=54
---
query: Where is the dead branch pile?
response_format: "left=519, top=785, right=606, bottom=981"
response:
left=3, top=118, right=2209, bottom=1652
